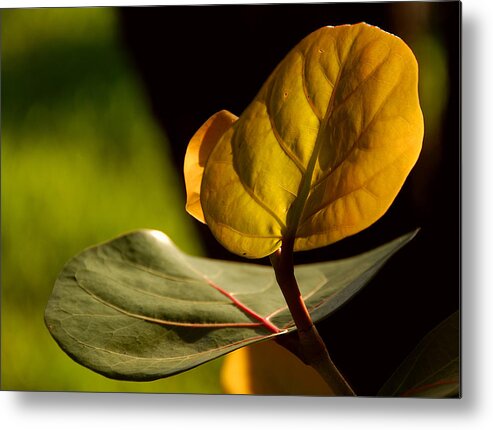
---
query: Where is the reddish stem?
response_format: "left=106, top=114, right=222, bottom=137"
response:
left=270, top=239, right=313, bottom=332
left=270, top=238, right=355, bottom=396
left=399, top=379, right=459, bottom=397
left=207, top=280, right=281, bottom=334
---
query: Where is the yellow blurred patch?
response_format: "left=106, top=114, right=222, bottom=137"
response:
left=221, top=340, right=333, bottom=396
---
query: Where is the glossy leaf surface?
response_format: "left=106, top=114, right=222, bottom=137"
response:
left=378, top=311, right=460, bottom=397
left=187, top=23, right=423, bottom=258
left=45, top=229, right=417, bottom=381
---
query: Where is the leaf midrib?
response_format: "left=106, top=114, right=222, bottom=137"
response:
left=75, top=278, right=267, bottom=329
left=284, top=45, right=346, bottom=239
left=85, top=243, right=285, bottom=333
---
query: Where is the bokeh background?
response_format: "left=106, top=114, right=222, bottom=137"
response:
left=1, top=7, right=220, bottom=393
left=1, top=2, right=460, bottom=395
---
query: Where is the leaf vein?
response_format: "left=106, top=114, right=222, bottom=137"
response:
left=307, top=78, right=401, bottom=194
left=75, top=279, right=265, bottom=329
left=298, top=50, right=323, bottom=121
left=299, top=144, right=414, bottom=232
left=402, top=358, right=459, bottom=395
left=238, top=175, right=288, bottom=231
left=264, top=100, right=306, bottom=173
left=59, top=324, right=276, bottom=363
left=266, top=274, right=326, bottom=321
left=208, top=218, right=283, bottom=240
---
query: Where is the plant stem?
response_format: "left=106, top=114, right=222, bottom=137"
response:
left=270, top=239, right=355, bottom=396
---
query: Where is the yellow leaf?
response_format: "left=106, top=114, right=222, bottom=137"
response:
left=186, top=23, right=423, bottom=258
left=184, top=110, right=238, bottom=222
left=221, top=340, right=333, bottom=395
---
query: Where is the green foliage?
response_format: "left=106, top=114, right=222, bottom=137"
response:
left=45, top=229, right=417, bottom=381
left=378, top=311, right=459, bottom=398
left=1, top=8, right=222, bottom=393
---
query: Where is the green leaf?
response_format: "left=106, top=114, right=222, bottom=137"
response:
left=45, top=229, right=417, bottom=381
left=185, top=23, right=423, bottom=258
left=378, top=311, right=460, bottom=398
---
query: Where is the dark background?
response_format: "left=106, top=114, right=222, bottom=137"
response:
left=118, top=1, right=460, bottom=395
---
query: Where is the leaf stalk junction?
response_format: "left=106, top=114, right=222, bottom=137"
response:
left=270, top=239, right=355, bottom=396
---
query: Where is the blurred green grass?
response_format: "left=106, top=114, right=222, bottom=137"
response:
left=1, top=7, right=223, bottom=393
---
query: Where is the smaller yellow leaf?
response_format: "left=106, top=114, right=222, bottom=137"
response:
left=184, top=110, right=238, bottom=223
